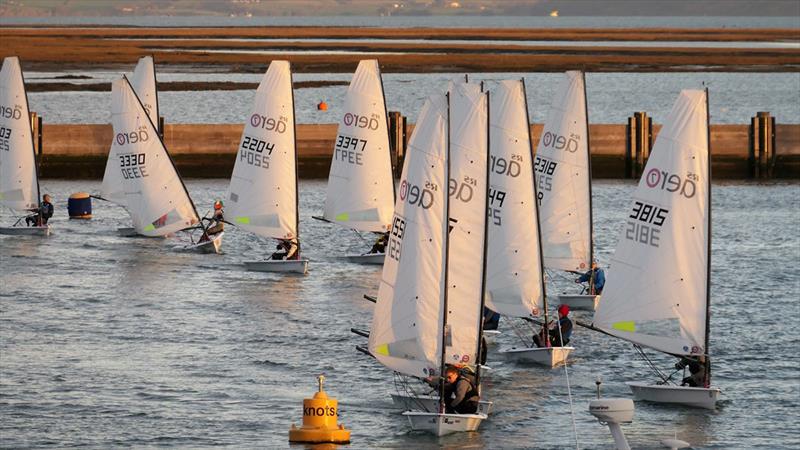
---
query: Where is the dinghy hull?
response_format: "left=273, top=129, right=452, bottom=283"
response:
left=0, top=225, right=50, bottom=236
left=498, top=346, right=573, bottom=367
left=557, top=294, right=600, bottom=311
left=183, top=232, right=223, bottom=254
left=482, top=329, right=500, bottom=344
left=403, top=411, right=486, bottom=436
left=343, top=253, right=385, bottom=265
left=626, top=381, right=720, bottom=410
left=391, top=394, right=492, bottom=415
left=245, top=259, right=309, bottom=274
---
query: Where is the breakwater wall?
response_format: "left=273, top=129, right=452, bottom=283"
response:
left=36, top=117, right=800, bottom=179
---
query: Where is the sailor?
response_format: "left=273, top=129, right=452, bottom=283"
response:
left=483, top=307, right=501, bottom=331
left=200, top=200, right=224, bottom=242
left=575, top=261, right=605, bottom=295
left=368, top=231, right=389, bottom=254
left=270, top=238, right=299, bottom=260
left=533, top=304, right=573, bottom=348
left=676, top=356, right=707, bottom=387
left=26, top=194, right=54, bottom=226
left=443, top=365, right=480, bottom=415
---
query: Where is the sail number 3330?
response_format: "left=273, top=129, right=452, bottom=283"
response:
left=625, top=201, right=669, bottom=247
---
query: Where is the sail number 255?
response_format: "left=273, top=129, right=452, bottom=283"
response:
left=387, top=216, right=405, bottom=262
left=625, top=201, right=669, bottom=248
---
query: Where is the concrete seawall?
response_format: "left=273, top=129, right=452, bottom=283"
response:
left=38, top=122, right=800, bottom=179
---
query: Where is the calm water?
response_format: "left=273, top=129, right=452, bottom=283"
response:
left=2, top=16, right=798, bottom=29
left=26, top=72, right=800, bottom=125
left=1, top=179, right=799, bottom=448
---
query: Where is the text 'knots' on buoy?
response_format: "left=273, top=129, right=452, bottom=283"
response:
left=288, top=375, right=351, bottom=445
left=68, top=192, right=92, bottom=219
left=317, top=101, right=328, bottom=111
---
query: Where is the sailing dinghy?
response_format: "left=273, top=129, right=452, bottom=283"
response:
left=535, top=71, right=599, bottom=311
left=226, top=61, right=308, bottom=274
left=101, top=56, right=165, bottom=238
left=107, top=76, right=222, bottom=252
left=0, top=57, right=49, bottom=236
left=315, top=60, right=394, bottom=265
left=583, top=89, right=720, bottom=409
left=489, top=79, right=573, bottom=367
left=367, top=90, right=490, bottom=436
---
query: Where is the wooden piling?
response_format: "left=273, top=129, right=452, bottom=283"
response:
left=749, top=111, right=776, bottom=178
left=388, top=111, right=407, bottom=177
left=625, top=112, right=653, bottom=179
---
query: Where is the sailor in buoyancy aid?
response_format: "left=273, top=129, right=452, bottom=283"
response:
left=443, top=365, right=480, bottom=414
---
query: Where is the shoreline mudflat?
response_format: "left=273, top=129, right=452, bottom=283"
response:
left=2, top=26, right=798, bottom=72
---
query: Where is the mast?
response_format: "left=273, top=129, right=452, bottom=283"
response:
left=438, top=92, right=452, bottom=413
left=523, top=78, right=550, bottom=342
left=289, top=63, right=300, bottom=249
left=376, top=60, right=396, bottom=203
left=474, top=90, right=490, bottom=390
left=704, top=87, right=712, bottom=388
left=122, top=75, right=202, bottom=227
left=582, top=71, right=596, bottom=291
left=20, top=58, right=41, bottom=206
left=152, top=55, right=161, bottom=136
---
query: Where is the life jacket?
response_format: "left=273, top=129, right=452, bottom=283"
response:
left=457, top=371, right=479, bottom=402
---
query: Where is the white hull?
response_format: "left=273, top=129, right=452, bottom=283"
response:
left=343, top=252, right=385, bottom=265
left=557, top=293, right=600, bottom=311
left=483, top=329, right=500, bottom=344
left=182, top=232, right=223, bottom=254
left=390, top=394, right=493, bottom=415
left=0, top=225, right=50, bottom=236
left=403, top=411, right=486, bottom=436
left=626, top=381, right=720, bottom=410
left=498, top=346, right=573, bottom=367
left=244, top=259, right=309, bottom=274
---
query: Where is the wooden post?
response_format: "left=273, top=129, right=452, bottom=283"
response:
left=626, top=112, right=652, bottom=179
left=158, top=116, right=165, bottom=139
left=388, top=111, right=407, bottom=178
left=749, top=112, right=775, bottom=178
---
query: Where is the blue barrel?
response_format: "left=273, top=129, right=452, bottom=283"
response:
left=68, top=192, right=92, bottom=219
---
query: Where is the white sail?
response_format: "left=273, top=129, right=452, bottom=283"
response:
left=109, top=76, right=198, bottom=237
left=444, top=82, right=489, bottom=367
left=0, top=56, right=38, bottom=211
left=101, top=56, right=159, bottom=205
left=368, top=94, right=448, bottom=379
left=485, top=80, right=544, bottom=318
left=535, top=71, right=593, bottom=272
left=322, top=59, right=394, bottom=232
left=593, top=90, right=709, bottom=357
left=226, top=61, right=298, bottom=241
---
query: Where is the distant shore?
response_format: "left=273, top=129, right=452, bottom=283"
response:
left=2, top=26, right=798, bottom=73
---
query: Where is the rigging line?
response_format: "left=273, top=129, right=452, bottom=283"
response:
left=551, top=312, right=579, bottom=448
left=634, top=344, right=672, bottom=384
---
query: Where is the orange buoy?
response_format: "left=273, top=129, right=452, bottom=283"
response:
left=317, top=101, right=328, bottom=111
left=288, top=375, right=350, bottom=444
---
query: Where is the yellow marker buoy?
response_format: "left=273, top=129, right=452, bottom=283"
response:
left=289, top=375, right=350, bottom=444
left=317, top=101, right=328, bottom=111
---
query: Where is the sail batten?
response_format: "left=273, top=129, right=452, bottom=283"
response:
left=322, top=60, right=394, bottom=233
left=536, top=71, right=593, bottom=272
left=0, top=57, right=39, bottom=212
left=226, top=61, right=298, bottom=241
left=593, top=90, right=709, bottom=357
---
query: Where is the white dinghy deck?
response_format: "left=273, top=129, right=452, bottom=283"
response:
left=498, top=345, right=573, bottom=367
left=180, top=232, right=224, bottom=254
left=626, top=381, right=720, bottom=410
left=0, top=225, right=50, bottom=236
left=244, top=259, right=309, bottom=274
left=403, top=411, right=487, bottom=436
left=343, top=252, right=385, bottom=265
left=391, top=393, right=493, bottom=415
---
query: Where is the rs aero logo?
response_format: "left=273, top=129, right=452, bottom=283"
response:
left=541, top=131, right=579, bottom=153
left=399, top=179, right=435, bottom=209
left=250, top=114, right=287, bottom=133
left=646, top=168, right=698, bottom=198
left=343, top=112, right=380, bottom=130
left=116, top=128, right=149, bottom=146
left=0, top=104, right=23, bottom=120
